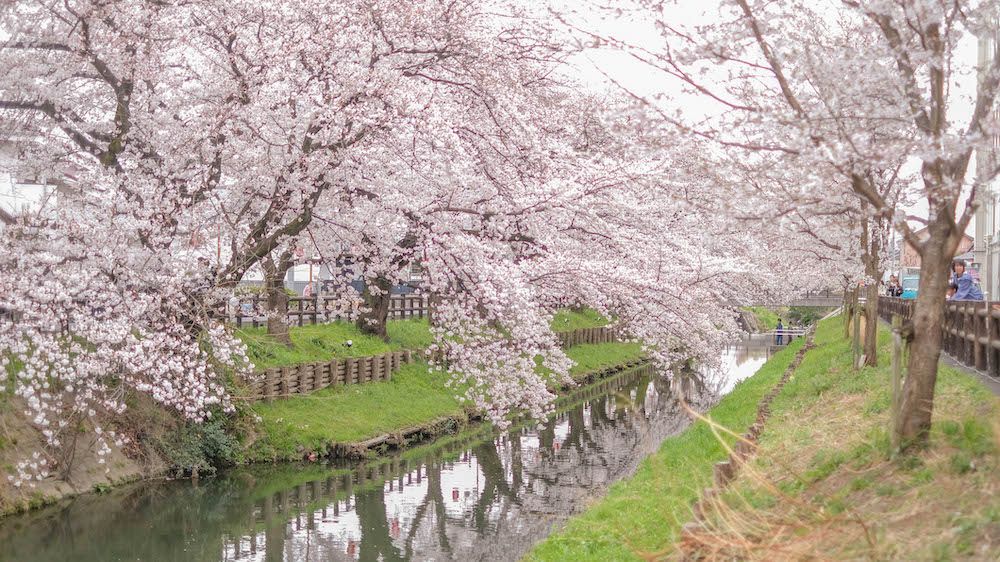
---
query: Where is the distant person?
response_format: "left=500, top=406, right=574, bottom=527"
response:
left=951, top=260, right=984, bottom=301
left=775, top=318, right=784, bottom=345
left=886, top=275, right=903, bottom=297
left=302, top=283, right=313, bottom=298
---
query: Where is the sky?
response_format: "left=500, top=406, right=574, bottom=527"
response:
left=559, top=0, right=989, bottom=234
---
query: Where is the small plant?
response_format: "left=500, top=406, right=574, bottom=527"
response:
left=849, top=475, right=873, bottom=491
left=92, top=482, right=112, bottom=494
left=949, top=452, right=974, bottom=475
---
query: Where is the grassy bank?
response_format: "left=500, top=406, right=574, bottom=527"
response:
left=744, top=306, right=780, bottom=331
left=528, top=317, right=1000, bottom=561
left=237, top=318, right=433, bottom=370
left=674, top=318, right=1000, bottom=560
left=249, top=341, right=646, bottom=461
left=551, top=308, right=609, bottom=332
left=525, top=334, right=805, bottom=561
left=239, top=308, right=610, bottom=370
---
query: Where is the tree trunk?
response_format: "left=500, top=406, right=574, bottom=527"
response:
left=862, top=210, right=883, bottom=367
left=356, top=275, right=393, bottom=341
left=262, top=253, right=293, bottom=347
left=895, top=215, right=957, bottom=449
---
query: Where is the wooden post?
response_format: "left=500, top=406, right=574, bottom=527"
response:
left=891, top=314, right=903, bottom=453
left=297, top=363, right=310, bottom=394
left=280, top=367, right=291, bottom=398
left=327, top=359, right=340, bottom=385
left=843, top=289, right=852, bottom=339
left=318, top=363, right=329, bottom=388
left=852, top=299, right=861, bottom=369
left=264, top=368, right=277, bottom=402
left=347, top=358, right=358, bottom=384
left=990, top=307, right=999, bottom=378
left=976, top=304, right=986, bottom=371
left=363, top=356, right=372, bottom=383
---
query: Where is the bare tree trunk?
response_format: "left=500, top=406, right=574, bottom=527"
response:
left=356, top=275, right=393, bottom=341
left=262, top=252, right=293, bottom=347
left=896, top=215, right=957, bottom=448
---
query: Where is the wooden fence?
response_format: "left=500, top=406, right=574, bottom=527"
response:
left=250, top=350, right=416, bottom=402
left=555, top=326, right=621, bottom=347
left=247, top=324, right=623, bottom=402
left=232, top=294, right=429, bottom=328
left=877, top=296, right=1000, bottom=378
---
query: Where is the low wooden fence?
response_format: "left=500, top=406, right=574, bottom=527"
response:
left=248, top=324, right=624, bottom=401
left=877, top=297, right=1000, bottom=378
left=232, top=294, right=429, bottom=328
left=250, top=350, right=416, bottom=402
left=556, top=326, right=621, bottom=347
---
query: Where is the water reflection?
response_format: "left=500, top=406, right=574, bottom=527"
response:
left=0, top=339, right=774, bottom=562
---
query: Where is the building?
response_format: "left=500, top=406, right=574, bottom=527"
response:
left=900, top=227, right=975, bottom=277
left=973, top=25, right=1000, bottom=299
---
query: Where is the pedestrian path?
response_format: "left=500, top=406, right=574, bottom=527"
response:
left=875, top=316, right=1000, bottom=396
left=938, top=352, right=1000, bottom=396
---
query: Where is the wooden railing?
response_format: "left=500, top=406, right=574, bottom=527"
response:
left=231, top=294, right=429, bottom=328
left=878, top=297, right=1000, bottom=378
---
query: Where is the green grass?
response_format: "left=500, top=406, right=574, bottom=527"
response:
left=565, top=342, right=644, bottom=380
left=238, top=309, right=613, bottom=371
left=250, top=341, right=646, bottom=462
left=525, top=336, right=805, bottom=561
left=237, top=319, right=432, bottom=370
left=533, top=316, right=999, bottom=561
left=551, top=308, right=609, bottom=332
left=745, top=306, right=781, bottom=331
left=249, top=362, right=463, bottom=461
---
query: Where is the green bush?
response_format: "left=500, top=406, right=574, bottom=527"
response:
left=156, top=414, right=244, bottom=476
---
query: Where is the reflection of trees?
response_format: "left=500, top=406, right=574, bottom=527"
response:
left=472, top=441, right=517, bottom=532
left=0, top=363, right=746, bottom=562
left=404, top=462, right=450, bottom=559
left=355, top=486, right=404, bottom=562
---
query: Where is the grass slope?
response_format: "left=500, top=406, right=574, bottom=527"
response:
left=674, top=317, right=1000, bottom=560
left=529, top=317, right=1000, bottom=561
left=237, top=318, right=431, bottom=370
left=249, top=362, right=461, bottom=460
left=239, top=308, right=609, bottom=370
left=551, top=308, right=609, bottom=332
left=744, top=306, right=781, bottom=331
left=525, top=336, right=805, bottom=561
left=250, top=341, right=647, bottom=462
left=566, top=342, right=644, bottom=380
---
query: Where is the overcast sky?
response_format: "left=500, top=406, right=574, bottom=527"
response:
left=561, top=0, right=986, bottom=233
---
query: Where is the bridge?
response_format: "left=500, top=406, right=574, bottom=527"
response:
left=743, top=290, right=845, bottom=308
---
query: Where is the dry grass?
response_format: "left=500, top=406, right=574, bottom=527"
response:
left=674, top=318, right=1000, bottom=561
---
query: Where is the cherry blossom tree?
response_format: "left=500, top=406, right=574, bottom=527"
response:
left=561, top=0, right=1000, bottom=447
left=0, top=0, right=872, bottom=485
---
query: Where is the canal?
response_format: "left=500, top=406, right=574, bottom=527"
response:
left=0, top=336, right=779, bottom=561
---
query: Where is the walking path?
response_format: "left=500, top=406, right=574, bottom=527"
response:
left=873, top=316, right=1000, bottom=396
left=938, top=352, right=1000, bottom=396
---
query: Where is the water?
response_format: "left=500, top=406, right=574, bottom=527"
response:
left=0, top=338, right=777, bottom=562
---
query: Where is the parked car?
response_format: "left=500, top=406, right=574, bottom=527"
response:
left=901, top=276, right=919, bottom=300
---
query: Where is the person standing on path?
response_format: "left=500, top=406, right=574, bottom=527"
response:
left=776, top=318, right=784, bottom=345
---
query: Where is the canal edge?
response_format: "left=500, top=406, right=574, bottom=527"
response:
left=683, top=328, right=817, bottom=534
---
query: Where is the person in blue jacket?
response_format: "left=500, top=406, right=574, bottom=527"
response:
left=950, top=260, right=984, bottom=301
left=775, top=318, right=784, bottom=345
